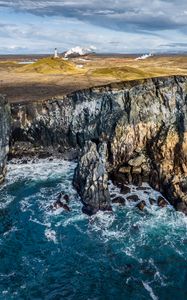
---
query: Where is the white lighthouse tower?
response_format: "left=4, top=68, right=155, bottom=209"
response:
left=54, top=48, right=58, bottom=58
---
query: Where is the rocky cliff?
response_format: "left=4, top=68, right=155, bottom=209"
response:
left=0, top=95, right=10, bottom=183
left=10, top=76, right=187, bottom=214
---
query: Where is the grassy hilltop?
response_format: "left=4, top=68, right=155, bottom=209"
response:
left=0, top=54, right=187, bottom=102
left=17, top=57, right=80, bottom=74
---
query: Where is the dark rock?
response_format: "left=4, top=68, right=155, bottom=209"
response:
left=112, top=196, right=126, bottom=205
left=110, top=172, right=129, bottom=186
left=118, top=166, right=131, bottom=174
left=120, top=185, right=131, bottom=194
left=137, top=187, right=151, bottom=191
left=9, top=76, right=187, bottom=213
left=176, top=202, right=187, bottom=215
left=127, top=194, right=140, bottom=202
left=51, top=192, right=71, bottom=212
left=136, top=200, right=146, bottom=211
left=0, top=95, right=11, bottom=184
left=149, top=198, right=156, bottom=205
left=63, top=194, right=70, bottom=202
left=132, top=174, right=142, bottom=186
left=73, top=141, right=111, bottom=215
left=157, top=196, right=168, bottom=207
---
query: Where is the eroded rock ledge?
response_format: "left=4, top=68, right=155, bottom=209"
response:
left=10, top=75, right=187, bottom=214
left=0, top=95, right=11, bottom=183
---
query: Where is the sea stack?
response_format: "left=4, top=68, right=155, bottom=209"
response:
left=0, top=95, right=11, bottom=183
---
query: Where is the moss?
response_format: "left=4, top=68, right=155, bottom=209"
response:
left=91, top=66, right=186, bottom=81
left=17, top=57, right=80, bottom=74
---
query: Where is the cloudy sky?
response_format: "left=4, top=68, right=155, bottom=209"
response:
left=0, top=0, right=187, bottom=54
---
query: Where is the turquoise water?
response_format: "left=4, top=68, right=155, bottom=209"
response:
left=0, top=159, right=187, bottom=300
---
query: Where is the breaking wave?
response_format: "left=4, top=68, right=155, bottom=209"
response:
left=0, top=159, right=187, bottom=299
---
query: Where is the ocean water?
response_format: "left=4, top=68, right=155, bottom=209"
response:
left=0, top=159, right=187, bottom=300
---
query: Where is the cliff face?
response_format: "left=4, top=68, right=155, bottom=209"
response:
left=10, top=76, right=187, bottom=214
left=0, top=95, right=10, bottom=183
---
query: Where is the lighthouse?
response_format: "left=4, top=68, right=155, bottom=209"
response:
left=54, top=48, right=58, bottom=58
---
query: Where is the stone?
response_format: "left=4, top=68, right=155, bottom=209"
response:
left=119, top=166, right=131, bottom=174
left=63, top=194, right=70, bottom=202
left=0, top=95, right=10, bottom=184
left=120, top=185, right=131, bottom=194
left=73, top=141, right=111, bottom=215
left=128, top=154, right=146, bottom=167
left=149, top=198, right=156, bottom=205
left=127, top=194, right=140, bottom=202
left=9, top=75, right=187, bottom=215
left=110, top=172, right=129, bottom=186
left=132, top=167, right=142, bottom=174
left=176, top=202, right=187, bottom=215
left=136, top=200, right=146, bottom=211
left=137, top=187, right=151, bottom=191
left=112, top=196, right=126, bottom=205
left=157, top=196, right=168, bottom=207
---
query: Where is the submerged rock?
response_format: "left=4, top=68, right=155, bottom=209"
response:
left=157, top=196, right=168, bottom=208
left=73, top=141, right=111, bottom=215
left=51, top=192, right=71, bottom=212
left=136, top=200, right=146, bottom=211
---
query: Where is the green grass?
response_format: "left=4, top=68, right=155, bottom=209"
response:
left=17, top=57, right=79, bottom=74
left=91, top=66, right=156, bottom=80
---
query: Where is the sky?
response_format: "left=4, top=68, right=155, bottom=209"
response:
left=0, top=0, right=187, bottom=54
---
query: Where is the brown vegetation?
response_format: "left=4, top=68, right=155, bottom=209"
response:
left=0, top=54, right=187, bottom=103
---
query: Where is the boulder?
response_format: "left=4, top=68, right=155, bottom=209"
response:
left=157, top=196, right=168, bottom=207
left=136, top=200, right=146, bottom=211
left=127, top=194, right=140, bottom=202
left=120, top=185, right=131, bottom=194
left=128, top=154, right=146, bottom=167
left=112, top=196, right=126, bottom=205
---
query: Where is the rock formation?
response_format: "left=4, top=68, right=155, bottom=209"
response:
left=10, top=76, right=187, bottom=214
left=0, top=95, right=10, bottom=183
left=73, top=141, right=111, bottom=215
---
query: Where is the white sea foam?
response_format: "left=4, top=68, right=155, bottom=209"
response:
left=45, top=229, right=57, bottom=243
left=142, top=281, right=158, bottom=300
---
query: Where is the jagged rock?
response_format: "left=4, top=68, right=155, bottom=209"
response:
left=112, top=196, right=126, bottom=205
left=120, top=185, right=131, bottom=194
left=73, top=141, right=111, bottom=215
left=0, top=95, right=11, bottom=183
left=176, top=202, right=187, bottom=214
left=136, top=200, right=146, bottom=211
left=119, top=166, right=131, bottom=174
left=127, top=194, right=140, bottom=202
left=157, top=196, right=168, bottom=207
left=132, top=167, right=142, bottom=174
left=128, top=154, right=146, bottom=167
left=110, top=172, right=128, bottom=187
left=137, top=187, right=151, bottom=191
left=50, top=192, right=71, bottom=212
left=149, top=198, right=156, bottom=205
left=9, top=76, right=187, bottom=215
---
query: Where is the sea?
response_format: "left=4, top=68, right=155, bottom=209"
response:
left=0, top=159, right=187, bottom=300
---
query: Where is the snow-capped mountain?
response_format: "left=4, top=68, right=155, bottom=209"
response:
left=64, top=46, right=96, bottom=58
